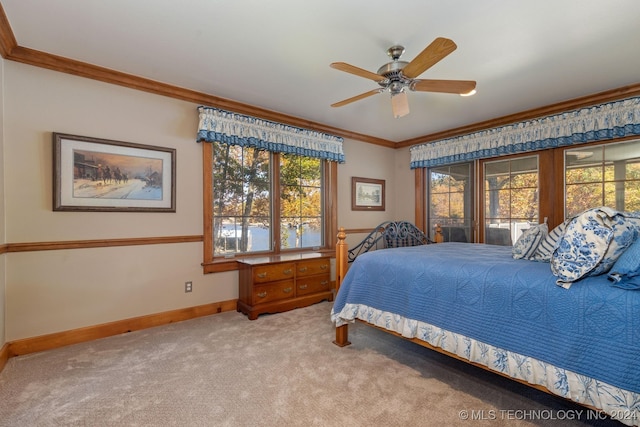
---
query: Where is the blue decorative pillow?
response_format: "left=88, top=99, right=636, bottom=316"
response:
left=608, top=234, right=640, bottom=290
left=512, top=222, right=548, bottom=260
left=551, top=207, right=640, bottom=288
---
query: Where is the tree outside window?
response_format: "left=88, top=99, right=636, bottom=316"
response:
left=565, top=140, right=640, bottom=217
left=210, top=142, right=324, bottom=257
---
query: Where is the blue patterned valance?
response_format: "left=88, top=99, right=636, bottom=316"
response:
left=410, top=96, right=640, bottom=168
left=197, top=106, right=345, bottom=163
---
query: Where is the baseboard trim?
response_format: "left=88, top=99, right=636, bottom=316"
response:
left=0, top=342, right=9, bottom=373
left=7, top=299, right=238, bottom=358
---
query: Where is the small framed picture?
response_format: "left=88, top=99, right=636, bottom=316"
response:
left=53, top=133, right=176, bottom=212
left=351, top=177, right=385, bottom=211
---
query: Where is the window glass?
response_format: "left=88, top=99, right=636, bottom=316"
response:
left=279, top=153, right=323, bottom=250
left=212, top=143, right=271, bottom=256
left=565, top=140, right=640, bottom=216
left=428, top=162, right=473, bottom=243
left=421, top=138, right=640, bottom=251
left=483, top=155, right=538, bottom=245
left=209, top=142, right=326, bottom=260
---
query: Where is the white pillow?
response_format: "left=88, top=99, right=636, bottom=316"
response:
left=512, top=222, right=548, bottom=260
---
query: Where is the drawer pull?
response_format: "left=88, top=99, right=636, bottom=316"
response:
left=283, top=268, right=293, bottom=275
left=257, top=272, right=267, bottom=279
left=320, top=280, right=328, bottom=285
left=283, top=287, right=293, bottom=293
left=257, top=291, right=267, bottom=298
left=299, top=267, right=308, bottom=273
left=320, top=264, right=328, bottom=270
left=299, top=284, right=308, bottom=290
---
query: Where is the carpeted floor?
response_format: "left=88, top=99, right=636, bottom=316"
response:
left=0, top=301, right=624, bottom=426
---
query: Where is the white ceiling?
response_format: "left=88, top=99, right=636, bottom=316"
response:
left=3, top=0, right=640, bottom=143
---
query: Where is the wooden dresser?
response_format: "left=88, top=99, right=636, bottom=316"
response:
left=237, top=253, right=333, bottom=320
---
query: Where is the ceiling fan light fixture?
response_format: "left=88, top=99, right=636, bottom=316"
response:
left=329, top=37, right=476, bottom=114
left=391, top=91, right=410, bottom=118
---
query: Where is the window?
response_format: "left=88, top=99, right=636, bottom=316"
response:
left=198, top=107, right=342, bottom=273
left=424, top=139, right=640, bottom=246
left=565, top=139, right=640, bottom=217
left=210, top=142, right=325, bottom=257
left=427, top=163, right=473, bottom=242
left=204, top=140, right=332, bottom=272
left=483, top=156, right=539, bottom=246
left=418, top=96, right=640, bottom=243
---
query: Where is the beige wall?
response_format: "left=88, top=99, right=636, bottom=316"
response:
left=4, top=63, right=201, bottom=243
left=337, top=139, right=415, bottom=250
left=3, top=62, right=238, bottom=341
left=2, top=60, right=410, bottom=341
left=392, top=147, right=415, bottom=222
left=1, top=55, right=6, bottom=347
left=337, top=139, right=397, bottom=229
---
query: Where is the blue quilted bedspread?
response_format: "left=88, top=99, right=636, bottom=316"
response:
left=332, top=243, right=640, bottom=393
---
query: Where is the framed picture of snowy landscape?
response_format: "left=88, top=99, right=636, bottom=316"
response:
left=53, top=133, right=176, bottom=212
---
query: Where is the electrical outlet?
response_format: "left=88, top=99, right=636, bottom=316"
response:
left=185, top=281, right=193, bottom=293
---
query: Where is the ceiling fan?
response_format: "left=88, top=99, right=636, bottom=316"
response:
left=330, top=37, right=476, bottom=118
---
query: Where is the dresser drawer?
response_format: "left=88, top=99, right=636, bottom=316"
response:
left=296, top=274, right=331, bottom=296
left=296, top=258, right=330, bottom=278
left=253, top=279, right=295, bottom=304
left=252, top=262, right=295, bottom=283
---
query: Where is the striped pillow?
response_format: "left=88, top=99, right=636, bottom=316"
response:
left=533, top=218, right=572, bottom=262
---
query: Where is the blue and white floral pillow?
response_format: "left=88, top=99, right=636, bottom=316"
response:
left=551, top=207, right=640, bottom=288
left=512, top=221, right=548, bottom=260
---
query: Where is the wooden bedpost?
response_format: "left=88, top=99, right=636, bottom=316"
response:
left=434, top=224, right=444, bottom=243
left=335, top=227, right=347, bottom=291
left=333, top=227, right=351, bottom=347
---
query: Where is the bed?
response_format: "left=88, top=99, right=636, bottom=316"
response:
left=331, top=213, right=640, bottom=426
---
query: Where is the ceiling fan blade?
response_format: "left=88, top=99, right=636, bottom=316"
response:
left=411, top=79, right=476, bottom=94
left=331, top=89, right=382, bottom=107
left=402, top=37, right=457, bottom=79
left=330, top=62, right=385, bottom=82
